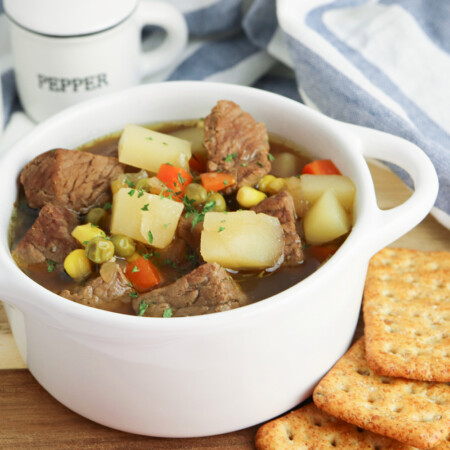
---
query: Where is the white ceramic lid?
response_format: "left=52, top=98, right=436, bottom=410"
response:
left=4, top=0, right=138, bottom=36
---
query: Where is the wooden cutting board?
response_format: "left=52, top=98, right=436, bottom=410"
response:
left=1, top=162, right=449, bottom=448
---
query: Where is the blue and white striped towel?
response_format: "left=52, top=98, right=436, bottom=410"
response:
left=1, top=0, right=449, bottom=227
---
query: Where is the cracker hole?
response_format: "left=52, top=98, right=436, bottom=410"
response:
left=381, top=378, right=392, bottom=384
left=414, top=330, right=423, bottom=337
left=391, top=405, right=403, bottom=413
left=367, top=395, right=378, bottom=404
left=287, top=429, right=294, bottom=441
left=339, top=385, right=350, bottom=393
left=356, top=427, right=364, bottom=433
left=356, top=368, right=370, bottom=376
left=330, top=439, right=337, bottom=447
left=313, top=420, right=322, bottom=427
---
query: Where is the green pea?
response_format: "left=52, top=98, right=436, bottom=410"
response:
left=207, top=192, right=226, bottom=212
left=85, top=237, right=115, bottom=264
left=86, top=207, right=108, bottom=228
left=135, top=177, right=152, bottom=192
left=185, top=183, right=208, bottom=205
left=111, top=235, right=136, bottom=257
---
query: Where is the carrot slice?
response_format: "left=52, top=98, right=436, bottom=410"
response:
left=157, top=164, right=193, bottom=197
left=302, top=159, right=341, bottom=175
left=189, top=153, right=207, bottom=173
left=125, top=256, right=161, bottom=292
left=200, top=172, right=236, bottom=192
left=309, top=244, right=338, bottom=262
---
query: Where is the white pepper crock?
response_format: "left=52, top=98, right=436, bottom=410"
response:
left=0, top=82, right=438, bottom=437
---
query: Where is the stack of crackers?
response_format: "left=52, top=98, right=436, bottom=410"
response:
left=256, top=248, right=450, bottom=449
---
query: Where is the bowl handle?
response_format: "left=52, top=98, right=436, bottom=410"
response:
left=345, top=123, right=439, bottom=254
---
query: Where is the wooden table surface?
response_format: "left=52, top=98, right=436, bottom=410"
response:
left=1, top=162, right=449, bottom=449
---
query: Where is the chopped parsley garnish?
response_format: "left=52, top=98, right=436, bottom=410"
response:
left=141, top=203, right=149, bottom=211
left=90, top=223, right=97, bottom=228
left=164, top=258, right=177, bottom=269
left=186, top=251, right=200, bottom=267
left=148, top=230, right=154, bottom=244
left=125, top=179, right=134, bottom=188
left=103, top=202, right=112, bottom=210
left=241, top=163, right=247, bottom=167
left=50, top=149, right=56, bottom=155
left=127, top=281, right=133, bottom=287
left=162, top=142, right=168, bottom=146
left=146, top=137, right=153, bottom=141
left=218, top=226, right=225, bottom=232
left=225, top=153, right=238, bottom=162
left=46, top=260, right=57, bottom=273
left=177, top=173, right=185, bottom=185
left=164, top=223, right=170, bottom=228
left=131, top=265, right=140, bottom=273
left=182, top=196, right=215, bottom=229
left=129, top=291, right=138, bottom=299
left=137, top=190, right=145, bottom=198
left=268, top=154, right=275, bottom=162
left=302, top=243, right=312, bottom=250
left=257, top=161, right=264, bottom=167
left=128, top=189, right=135, bottom=197
left=143, top=251, right=159, bottom=260
left=138, top=300, right=154, bottom=316
left=223, top=180, right=228, bottom=186
left=162, top=307, right=173, bottom=318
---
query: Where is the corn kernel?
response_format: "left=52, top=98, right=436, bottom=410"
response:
left=266, top=177, right=286, bottom=195
left=259, top=175, right=276, bottom=193
left=236, top=186, right=267, bottom=208
left=111, top=178, right=125, bottom=195
left=72, top=223, right=106, bottom=246
left=126, top=252, right=141, bottom=263
left=64, top=249, right=91, bottom=280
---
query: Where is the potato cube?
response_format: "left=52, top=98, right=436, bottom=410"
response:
left=170, top=125, right=206, bottom=158
left=110, top=189, right=183, bottom=248
left=118, top=124, right=191, bottom=173
left=283, top=177, right=309, bottom=217
left=303, top=189, right=350, bottom=245
left=201, top=211, right=284, bottom=270
left=296, top=175, right=355, bottom=210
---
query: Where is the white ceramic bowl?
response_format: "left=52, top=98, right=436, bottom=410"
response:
left=0, top=82, right=438, bottom=437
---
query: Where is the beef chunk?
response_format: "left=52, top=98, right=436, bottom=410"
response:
left=133, top=263, right=248, bottom=317
left=204, top=100, right=271, bottom=194
left=60, top=262, right=132, bottom=309
left=20, top=148, right=125, bottom=213
left=251, top=191, right=304, bottom=265
left=12, top=203, right=78, bottom=266
left=176, top=215, right=203, bottom=250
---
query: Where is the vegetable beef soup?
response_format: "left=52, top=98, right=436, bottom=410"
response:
left=9, top=100, right=356, bottom=317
